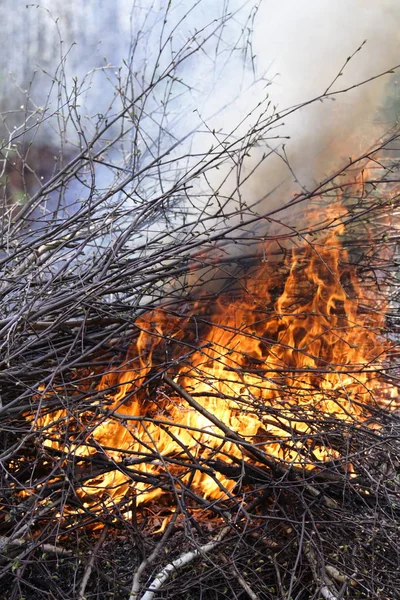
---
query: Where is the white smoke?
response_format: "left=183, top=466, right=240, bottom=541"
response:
left=1, top=0, right=399, bottom=235
left=244, top=0, right=400, bottom=217
left=181, top=0, right=400, bottom=237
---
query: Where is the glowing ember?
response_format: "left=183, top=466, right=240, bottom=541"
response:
left=31, top=203, right=397, bottom=514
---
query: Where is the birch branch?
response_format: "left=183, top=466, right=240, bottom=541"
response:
left=131, top=526, right=230, bottom=600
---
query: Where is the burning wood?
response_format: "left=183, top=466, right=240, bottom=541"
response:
left=29, top=200, right=398, bottom=516
left=1, top=2, right=400, bottom=599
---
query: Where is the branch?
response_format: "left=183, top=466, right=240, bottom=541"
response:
left=132, top=525, right=230, bottom=600
left=78, top=526, right=108, bottom=600
left=0, top=535, right=72, bottom=557
left=163, top=374, right=286, bottom=478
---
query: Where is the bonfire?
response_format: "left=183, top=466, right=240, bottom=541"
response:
left=1, top=2, right=400, bottom=599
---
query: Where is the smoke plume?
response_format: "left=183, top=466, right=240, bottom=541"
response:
left=1, top=1, right=399, bottom=245
left=187, top=0, right=400, bottom=241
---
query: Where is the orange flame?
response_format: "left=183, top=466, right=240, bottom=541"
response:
left=32, top=202, right=398, bottom=515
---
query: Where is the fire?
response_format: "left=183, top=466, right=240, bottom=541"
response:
left=32, top=202, right=397, bottom=516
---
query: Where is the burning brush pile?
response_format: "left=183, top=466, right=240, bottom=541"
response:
left=29, top=202, right=399, bottom=512
left=1, top=3, right=400, bottom=598
left=1, top=164, right=399, bottom=599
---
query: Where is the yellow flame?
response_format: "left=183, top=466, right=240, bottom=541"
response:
left=31, top=202, right=398, bottom=514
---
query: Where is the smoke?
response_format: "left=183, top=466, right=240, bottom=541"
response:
left=1, top=1, right=398, bottom=242
left=159, top=0, right=400, bottom=289
left=186, top=0, right=400, bottom=242
left=244, top=0, right=400, bottom=217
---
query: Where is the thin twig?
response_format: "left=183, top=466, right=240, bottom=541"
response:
left=78, top=526, right=108, bottom=600
left=222, top=555, right=259, bottom=600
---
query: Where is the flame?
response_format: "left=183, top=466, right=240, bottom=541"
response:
left=32, top=201, right=397, bottom=516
